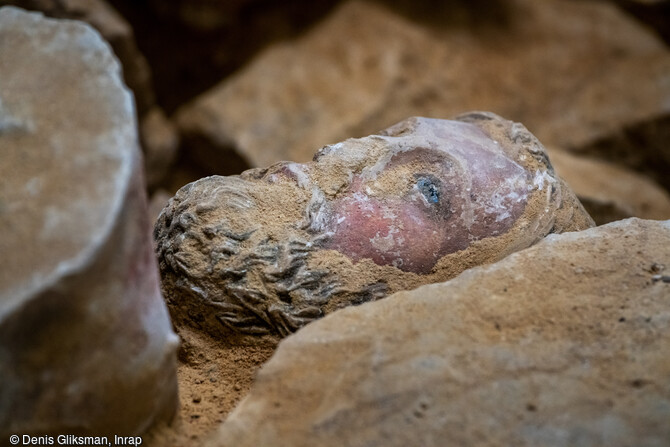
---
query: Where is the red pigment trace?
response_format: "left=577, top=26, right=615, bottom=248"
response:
left=326, top=121, right=529, bottom=274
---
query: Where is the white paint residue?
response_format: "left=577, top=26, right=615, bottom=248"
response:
left=328, top=142, right=343, bottom=152
left=460, top=206, right=475, bottom=230
left=308, top=187, right=329, bottom=232
left=267, top=173, right=279, bottom=183
left=459, top=179, right=476, bottom=230
left=480, top=175, right=530, bottom=221
left=408, top=210, right=424, bottom=226
left=493, top=209, right=511, bottom=222
left=190, top=286, right=208, bottom=299
left=285, top=162, right=310, bottom=189
left=370, top=225, right=401, bottom=252
left=352, top=191, right=375, bottom=213
left=532, top=169, right=555, bottom=191
left=381, top=206, right=397, bottom=220
left=360, top=150, right=394, bottom=181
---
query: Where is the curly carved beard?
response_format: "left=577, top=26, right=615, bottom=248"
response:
left=155, top=176, right=388, bottom=338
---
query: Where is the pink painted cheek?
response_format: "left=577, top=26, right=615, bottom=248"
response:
left=327, top=197, right=392, bottom=264
left=391, top=202, right=452, bottom=273
left=326, top=197, right=451, bottom=274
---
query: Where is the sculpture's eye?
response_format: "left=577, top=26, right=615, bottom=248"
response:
left=415, top=174, right=440, bottom=204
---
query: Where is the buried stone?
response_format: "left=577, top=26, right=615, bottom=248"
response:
left=155, top=112, right=593, bottom=339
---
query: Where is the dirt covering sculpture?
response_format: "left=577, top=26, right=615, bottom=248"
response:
left=154, top=112, right=594, bottom=340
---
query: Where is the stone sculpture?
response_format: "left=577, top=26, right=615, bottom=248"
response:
left=155, top=112, right=594, bottom=340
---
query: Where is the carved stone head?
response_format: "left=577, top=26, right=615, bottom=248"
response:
left=155, top=112, right=593, bottom=340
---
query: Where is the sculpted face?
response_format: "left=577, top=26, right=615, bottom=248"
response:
left=155, top=113, right=594, bottom=338
left=319, top=119, right=530, bottom=273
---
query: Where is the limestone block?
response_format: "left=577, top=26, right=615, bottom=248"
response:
left=0, top=0, right=155, bottom=114
left=209, top=218, right=670, bottom=447
left=175, top=0, right=670, bottom=177
left=0, top=0, right=179, bottom=189
left=0, top=7, right=178, bottom=437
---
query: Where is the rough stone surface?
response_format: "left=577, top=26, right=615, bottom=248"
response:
left=548, top=148, right=670, bottom=224
left=0, top=7, right=178, bottom=436
left=0, top=0, right=155, bottom=114
left=0, top=1, right=179, bottom=189
left=208, top=218, right=670, bottom=447
left=176, top=0, right=670, bottom=175
left=155, top=112, right=593, bottom=341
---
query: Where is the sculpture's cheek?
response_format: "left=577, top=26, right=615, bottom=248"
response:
left=327, top=197, right=457, bottom=274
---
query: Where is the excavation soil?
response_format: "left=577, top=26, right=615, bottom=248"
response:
left=143, top=327, right=277, bottom=445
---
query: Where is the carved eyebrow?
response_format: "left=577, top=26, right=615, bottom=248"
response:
left=387, top=147, right=450, bottom=168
